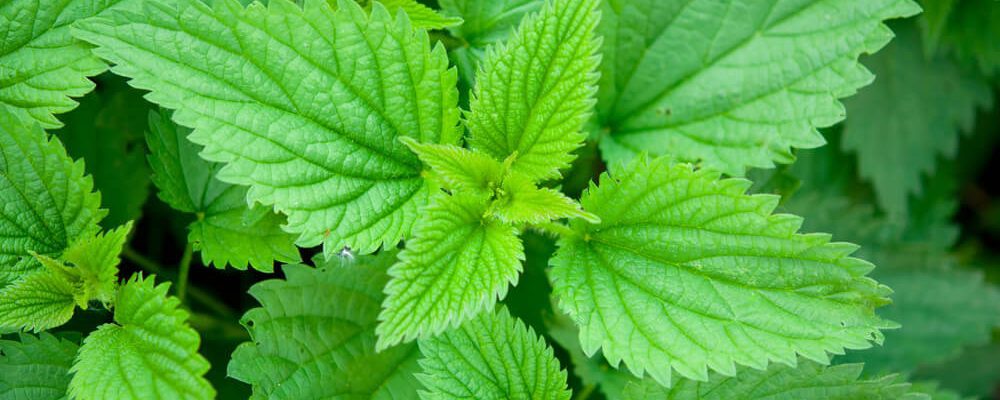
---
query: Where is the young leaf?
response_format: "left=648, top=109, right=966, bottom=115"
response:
left=0, top=107, right=104, bottom=288
left=0, top=270, right=76, bottom=332
left=418, top=307, right=572, bottom=400
left=372, top=0, right=462, bottom=30
left=74, top=0, right=460, bottom=256
left=146, top=110, right=299, bottom=272
left=493, top=173, right=599, bottom=225
left=549, top=157, right=893, bottom=386
left=377, top=193, right=524, bottom=348
left=437, top=0, right=543, bottom=87
left=622, top=361, right=914, bottom=399
left=842, top=23, right=992, bottom=216
left=466, top=0, right=601, bottom=181
left=69, top=274, right=214, bottom=400
left=47, top=222, right=132, bottom=307
left=229, top=252, right=422, bottom=399
left=0, top=0, right=135, bottom=128
left=596, top=0, right=920, bottom=174
left=402, top=137, right=503, bottom=195
left=0, top=333, right=78, bottom=400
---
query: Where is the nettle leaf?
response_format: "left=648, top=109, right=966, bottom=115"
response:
left=0, top=0, right=123, bottom=128
left=842, top=23, right=992, bottom=216
left=622, top=361, right=913, bottom=400
left=229, top=252, right=422, bottom=400
left=0, top=106, right=104, bottom=288
left=492, top=173, right=598, bottom=225
left=438, top=0, right=543, bottom=88
left=0, top=332, right=78, bottom=400
left=146, top=110, right=299, bottom=272
left=596, top=0, right=920, bottom=174
left=69, top=274, right=214, bottom=400
left=466, top=0, right=601, bottom=181
left=402, top=137, right=502, bottom=196
left=54, top=77, right=152, bottom=229
left=377, top=193, right=524, bottom=348
left=372, top=0, right=462, bottom=30
left=549, top=157, right=893, bottom=386
left=0, top=269, right=76, bottom=332
left=40, top=222, right=131, bottom=307
left=74, top=0, right=460, bottom=256
left=418, top=307, right=571, bottom=400
left=933, top=0, right=1000, bottom=76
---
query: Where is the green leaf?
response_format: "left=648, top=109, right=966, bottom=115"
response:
left=54, top=76, right=152, bottom=229
left=377, top=193, right=524, bottom=348
left=549, top=157, right=893, bottom=386
left=438, top=0, right=542, bottom=88
left=466, top=0, right=601, bottom=181
left=33, top=222, right=131, bottom=308
left=146, top=110, right=299, bottom=272
left=372, top=0, right=462, bottom=30
left=69, top=274, right=214, bottom=400
left=933, top=0, right=1000, bottom=76
left=842, top=23, right=992, bottom=216
left=596, top=0, right=920, bottom=174
left=402, top=137, right=503, bottom=196
left=0, top=0, right=136, bottom=128
left=0, top=106, right=104, bottom=288
left=0, top=332, right=78, bottom=400
left=0, top=270, right=76, bottom=332
left=417, top=306, right=572, bottom=400
left=74, top=0, right=460, bottom=256
left=492, top=173, right=599, bottom=225
left=229, top=252, right=422, bottom=400
left=621, top=361, right=913, bottom=400
left=547, top=307, right=632, bottom=400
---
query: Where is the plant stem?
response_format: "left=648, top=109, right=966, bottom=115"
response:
left=122, top=247, right=236, bottom=319
left=574, top=384, right=596, bottom=400
left=177, top=242, right=194, bottom=304
left=121, top=247, right=164, bottom=274
left=530, top=221, right=579, bottom=239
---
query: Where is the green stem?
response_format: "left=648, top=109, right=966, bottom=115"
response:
left=122, top=247, right=235, bottom=319
left=574, top=384, right=596, bottom=400
left=177, top=242, right=194, bottom=304
left=530, top=221, right=579, bottom=239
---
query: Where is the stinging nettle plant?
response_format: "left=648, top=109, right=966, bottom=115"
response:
left=7, top=0, right=979, bottom=398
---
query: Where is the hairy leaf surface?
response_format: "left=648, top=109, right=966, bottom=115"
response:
left=0, top=107, right=104, bottom=288
left=418, top=307, right=571, bottom=400
left=550, top=157, right=893, bottom=386
left=466, top=0, right=601, bottom=181
left=69, top=274, right=214, bottom=400
left=0, top=333, right=78, bottom=400
left=146, top=110, right=298, bottom=271
left=842, top=24, right=991, bottom=216
left=596, top=0, right=920, bottom=174
left=229, top=252, right=422, bottom=399
left=373, top=0, right=462, bottom=30
left=74, top=0, right=460, bottom=256
left=438, top=0, right=542, bottom=87
left=0, top=270, right=75, bottom=332
left=378, top=193, right=524, bottom=348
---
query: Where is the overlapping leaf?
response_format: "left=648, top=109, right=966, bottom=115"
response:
left=372, top=0, right=462, bottom=30
left=74, top=0, right=460, bottom=256
left=0, top=333, right=78, bottom=400
left=550, top=157, right=893, bottom=386
left=146, top=110, right=298, bottom=271
left=418, top=307, right=571, bottom=400
left=438, top=0, right=543, bottom=87
left=377, top=193, right=524, bottom=348
left=0, top=106, right=104, bottom=288
left=69, top=274, right=214, bottom=400
left=466, top=0, right=601, bottom=181
left=596, top=0, right=920, bottom=174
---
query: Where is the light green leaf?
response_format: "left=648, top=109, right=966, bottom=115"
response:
left=377, top=193, right=524, bottom=348
left=69, top=274, right=214, bottom=400
left=372, top=0, right=462, bottom=30
left=621, top=361, right=913, bottom=400
left=493, top=173, right=599, bottom=225
left=54, top=78, right=152, bottom=229
left=596, top=0, right=920, bottom=174
left=0, top=106, right=104, bottom=288
left=438, top=0, right=542, bottom=88
left=547, top=307, right=632, bottom=400
left=229, top=252, right=422, bottom=400
left=74, top=0, right=460, bottom=256
left=842, top=23, right=992, bottom=216
left=549, top=157, right=893, bottom=386
left=0, top=270, right=76, bottom=332
left=417, top=307, right=571, bottom=400
left=402, top=137, right=502, bottom=195
left=146, top=110, right=299, bottom=272
left=0, top=0, right=137, bottom=128
left=466, top=0, right=601, bottom=181
left=0, top=332, right=78, bottom=400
